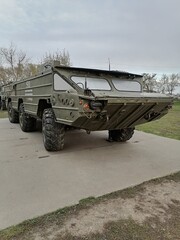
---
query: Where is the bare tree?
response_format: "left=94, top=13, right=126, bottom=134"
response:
left=142, top=73, right=157, bottom=92
left=23, top=63, right=42, bottom=78
left=157, top=74, right=180, bottom=95
left=0, top=43, right=29, bottom=82
left=0, top=66, right=12, bottom=85
left=166, top=74, right=179, bottom=95
left=0, top=44, right=72, bottom=86
left=42, top=49, right=71, bottom=67
left=157, top=74, right=168, bottom=94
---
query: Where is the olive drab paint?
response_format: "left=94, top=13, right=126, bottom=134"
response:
left=4, top=61, right=173, bottom=151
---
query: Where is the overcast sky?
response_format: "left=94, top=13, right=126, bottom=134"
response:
left=0, top=0, right=180, bottom=75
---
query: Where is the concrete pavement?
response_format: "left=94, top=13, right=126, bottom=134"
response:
left=0, top=118, right=180, bottom=230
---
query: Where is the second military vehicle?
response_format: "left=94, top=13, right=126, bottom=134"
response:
left=0, top=86, right=7, bottom=110
left=5, top=61, right=173, bottom=151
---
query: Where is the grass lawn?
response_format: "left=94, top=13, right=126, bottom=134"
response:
left=136, top=100, right=180, bottom=140
left=0, top=111, right=8, bottom=119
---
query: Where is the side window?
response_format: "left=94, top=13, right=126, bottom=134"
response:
left=112, top=79, right=141, bottom=92
left=54, top=73, right=73, bottom=91
left=71, top=76, right=111, bottom=90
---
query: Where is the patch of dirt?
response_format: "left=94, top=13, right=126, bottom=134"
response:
left=33, top=179, right=180, bottom=239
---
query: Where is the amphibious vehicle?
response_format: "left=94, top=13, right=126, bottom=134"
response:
left=5, top=61, right=173, bottom=151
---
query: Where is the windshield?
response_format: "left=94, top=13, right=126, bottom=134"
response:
left=112, top=79, right=141, bottom=92
left=71, top=76, right=111, bottom=90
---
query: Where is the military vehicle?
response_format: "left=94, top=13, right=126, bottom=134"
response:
left=5, top=61, right=173, bottom=151
left=0, top=86, right=7, bottom=110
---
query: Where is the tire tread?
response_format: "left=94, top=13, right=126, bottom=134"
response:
left=42, top=108, right=65, bottom=151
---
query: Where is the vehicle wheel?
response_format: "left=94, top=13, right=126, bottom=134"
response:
left=8, top=101, right=19, bottom=123
left=19, top=103, right=36, bottom=132
left=42, top=108, right=65, bottom=151
left=108, top=128, right=135, bottom=142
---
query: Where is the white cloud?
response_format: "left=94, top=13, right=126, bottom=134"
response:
left=0, top=0, right=180, bottom=74
left=0, top=0, right=28, bottom=28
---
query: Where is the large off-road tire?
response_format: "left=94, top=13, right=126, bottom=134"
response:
left=19, top=103, right=36, bottom=132
left=108, top=128, right=135, bottom=142
left=8, top=101, right=19, bottom=123
left=42, top=108, right=65, bottom=151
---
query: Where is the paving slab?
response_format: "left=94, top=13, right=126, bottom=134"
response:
left=0, top=118, right=180, bottom=230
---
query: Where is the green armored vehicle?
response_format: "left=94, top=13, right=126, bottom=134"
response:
left=0, top=86, right=7, bottom=110
left=5, top=61, right=173, bottom=151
